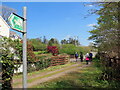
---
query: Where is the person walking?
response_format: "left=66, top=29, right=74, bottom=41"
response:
left=80, top=52, right=83, bottom=62
left=85, top=53, right=90, bottom=65
left=89, top=52, right=93, bottom=62
left=75, top=52, right=79, bottom=62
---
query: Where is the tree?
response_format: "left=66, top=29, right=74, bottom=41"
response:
left=61, top=37, right=80, bottom=46
left=43, top=36, right=48, bottom=44
left=88, top=2, right=120, bottom=81
left=0, top=5, right=16, bottom=23
left=48, top=38, right=59, bottom=46
left=89, top=2, right=119, bottom=57
left=61, top=39, right=68, bottom=44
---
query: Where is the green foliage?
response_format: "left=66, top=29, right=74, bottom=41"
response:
left=0, top=37, right=21, bottom=89
left=88, top=2, right=120, bottom=55
left=27, top=54, right=69, bottom=73
left=13, top=63, right=75, bottom=87
left=48, top=38, right=59, bottom=46
left=37, top=43, right=47, bottom=51
left=0, top=37, right=37, bottom=89
left=76, top=46, right=91, bottom=55
left=59, top=44, right=91, bottom=55
left=88, top=2, right=120, bottom=81
left=16, top=40, right=36, bottom=62
left=33, top=59, right=120, bottom=89
left=36, top=55, right=48, bottom=61
left=34, top=51, right=47, bottom=55
left=59, top=44, right=76, bottom=55
left=61, top=37, right=80, bottom=46
left=34, top=62, right=117, bottom=89
left=92, top=58, right=102, bottom=70
left=27, top=58, right=51, bottom=73
left=27, top=55, right=69, bottom=73
left=29, top=38, right=46, bottom=51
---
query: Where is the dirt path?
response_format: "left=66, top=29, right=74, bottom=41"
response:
left=13, top=61, right=90, bottom=88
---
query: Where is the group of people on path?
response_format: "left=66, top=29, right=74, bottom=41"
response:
left=75, top=51, right=93, bottom=65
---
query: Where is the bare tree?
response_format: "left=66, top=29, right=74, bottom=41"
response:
left=0, top=5, right=16, bottom=23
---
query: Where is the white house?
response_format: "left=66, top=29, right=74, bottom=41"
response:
left=0, top=16, right=10, bottom=38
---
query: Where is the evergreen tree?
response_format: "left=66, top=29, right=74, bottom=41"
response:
left=88, top=2, right=120, bottom=81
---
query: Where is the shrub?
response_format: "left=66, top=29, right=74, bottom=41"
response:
left=47, top=46, right=59, bottom=56
left=27, top=58, right=52, bottom=72
left=20, top=41, right=36, bottom=62
left=0, top=38, right=22, bottom=89
left=27, top=41, right=36, bottom=62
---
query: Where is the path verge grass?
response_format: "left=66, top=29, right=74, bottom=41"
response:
left=33, top=61, right=112, bottom=89
left=13, top=62, right=80, bottom=87
left=13, top=62, right=75, bottom=79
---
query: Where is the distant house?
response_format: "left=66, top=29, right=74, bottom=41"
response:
left=9, top=31, right=21, bottom=40
left=0, top=16, right=10, bottom=38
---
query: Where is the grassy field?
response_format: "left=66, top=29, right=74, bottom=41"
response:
left=33, top=60, right=118, bottom=89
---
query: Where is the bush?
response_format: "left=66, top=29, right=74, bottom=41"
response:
left=27, top=41, right=36, bottom=62
left=27, top=58, right=52, bottom=73
left=47, top=46, right=59, bottom=56
left=0, top=38, right=22, bottom=89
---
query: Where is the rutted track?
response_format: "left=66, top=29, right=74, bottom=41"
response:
left=13, top=61, right=90, bottom=88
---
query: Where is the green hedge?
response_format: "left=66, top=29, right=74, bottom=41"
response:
left=27, top=58, right=51, bottom=73
left=27, top=55, right=69, bottom=73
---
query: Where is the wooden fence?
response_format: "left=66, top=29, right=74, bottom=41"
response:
left=50, top=55, right=69, bottom=66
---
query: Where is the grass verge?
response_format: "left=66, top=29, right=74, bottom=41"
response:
left=13, top=62, right=75, bottom=79
left=33, top=60, right=115, bottom=89
left=13, top=62, right=80, bottom=87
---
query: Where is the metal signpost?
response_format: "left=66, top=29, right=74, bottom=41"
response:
left=23, top=7, right=27, bottom=89
left=8, top=7, right=27, bottom=89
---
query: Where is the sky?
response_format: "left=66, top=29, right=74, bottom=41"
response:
left=2, top=2, right=99, bottom=46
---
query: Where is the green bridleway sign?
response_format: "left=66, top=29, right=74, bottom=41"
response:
left=8, top=13, right=24, bottom=32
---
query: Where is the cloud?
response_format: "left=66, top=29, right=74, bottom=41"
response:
left=87, top=23, right=96, bottom=27
left=84, top=4, right=93, bottom=7
left=87, top=4, right=93, bottom=7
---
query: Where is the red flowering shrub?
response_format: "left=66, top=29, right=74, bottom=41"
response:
left=27, top=41, right=36, bottom=62
left=47, top=46, right=59, bottom=56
